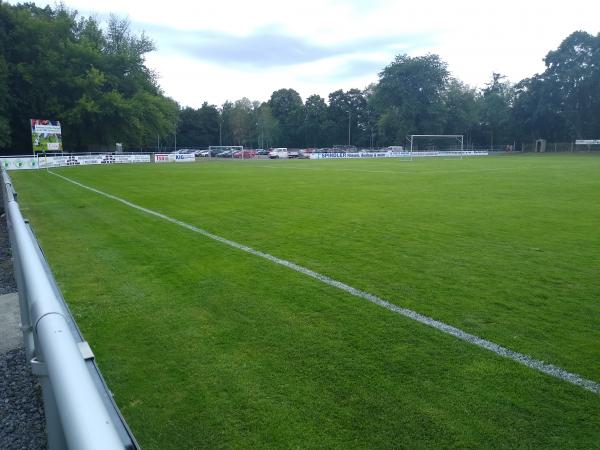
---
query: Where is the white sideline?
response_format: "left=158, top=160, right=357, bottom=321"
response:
left=254, top=165, right=521, bottom=175
left=48, top=170, right=600, bottom=395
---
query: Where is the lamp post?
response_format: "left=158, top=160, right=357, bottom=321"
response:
left=348, top=111, right=351, bottom=147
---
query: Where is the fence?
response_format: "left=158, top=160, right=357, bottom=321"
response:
left=1, top=168, right=139, bottom=450
left=519, top=141, right=600, bottom=152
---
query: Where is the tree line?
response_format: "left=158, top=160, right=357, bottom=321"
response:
left=1, top=2, right=599, bottom=154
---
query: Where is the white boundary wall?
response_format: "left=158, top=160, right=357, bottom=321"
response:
left=310, top=150, right=488, bottom=159
left=1, top=150, right=488, bottom=169
left=1, top=153, right=153, bottom=170
left=154, top=153, right=195, bottom=163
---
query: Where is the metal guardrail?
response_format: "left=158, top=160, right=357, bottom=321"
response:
left=1, top=168, right=139, bottom=450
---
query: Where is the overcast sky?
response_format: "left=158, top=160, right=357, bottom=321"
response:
left=13, top=0, right=600, bottom=108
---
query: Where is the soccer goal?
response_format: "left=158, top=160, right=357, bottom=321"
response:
left=406, top=135, right=464, bottom=160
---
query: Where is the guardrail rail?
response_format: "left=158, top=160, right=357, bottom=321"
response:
left=1, top=168, right=139, bottom=450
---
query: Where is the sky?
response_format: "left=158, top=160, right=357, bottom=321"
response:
left=11, top=0, right=600, bottom=108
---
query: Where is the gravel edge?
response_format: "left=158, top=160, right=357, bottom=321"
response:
left=0, top=207, right=48, bottom=450
left=0, top=348, right=47, bottom=450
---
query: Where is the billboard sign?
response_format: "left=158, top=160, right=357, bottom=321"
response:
left=31, top=119, right=63, bottom=152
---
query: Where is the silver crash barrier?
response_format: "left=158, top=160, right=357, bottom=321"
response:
left=1, top=168, right=139, bottom=450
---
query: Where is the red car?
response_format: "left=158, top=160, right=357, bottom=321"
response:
left=233, top=150, right=257, bottom=159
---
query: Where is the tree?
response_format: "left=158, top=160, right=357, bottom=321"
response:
left=268, top=88, right=303, bottom=147
left=256, top=103, right=279, bottom=149
left=479, top=73, right=514, bottom=148
left=541, top=31, right=600, bottom=139
left=327, top=89, right=351, bottom=146
left=374, top=54, right=450, bottom=144
left=0, top=3, right=178, bottom=153
left=303, top=94, right=327, bottom=148
left=444, top=79, right=479, bottom=145
left=230, top=97, right=255, bottom=146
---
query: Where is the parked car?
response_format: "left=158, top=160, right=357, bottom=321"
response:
left=255, top=149, right=269, bottom=156
left=216, top=150, right=233, bottom=158
left=196, top=150, right=210, bottom=157
left=268, top=148, right=288, bottom=159
left=233, top=150, right=257, bottom=159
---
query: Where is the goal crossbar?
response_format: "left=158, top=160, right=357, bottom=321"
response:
left=406, top=135, right=464, bottom=160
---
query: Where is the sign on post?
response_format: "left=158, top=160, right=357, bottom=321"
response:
left=31, top=119, right=63, bottom=153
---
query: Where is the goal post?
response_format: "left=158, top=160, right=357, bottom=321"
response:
left=407, top=135, right=464, bottom=160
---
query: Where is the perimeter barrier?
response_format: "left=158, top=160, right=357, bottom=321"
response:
left=1, top=168, right=139, bottom=450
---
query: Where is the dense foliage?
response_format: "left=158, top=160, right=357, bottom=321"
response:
left=1, top=1, right=599, bottom=152
left=0, top=2, right=178, bottom=153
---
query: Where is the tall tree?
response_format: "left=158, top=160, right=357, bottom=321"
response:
left=268, top=88, right=303, bottom=147
left=542, top=31, right=600, bottom=139
left=0, top=3, right=178, bottom=153
left=230, top=97, right=255, bottom=146
left=444, top=79, right=479, bottom=145
left=374, top=54, right=450, bottom=144
left=303, top=94, right=327, bottom=148
left=256, top=103, right=278, bottom=149
left=479, top=73, right=514, bottom=148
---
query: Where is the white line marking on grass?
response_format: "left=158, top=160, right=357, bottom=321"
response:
left=49, top=170, right=600, bottom=395
left=254, top=164, right=522, bottom=176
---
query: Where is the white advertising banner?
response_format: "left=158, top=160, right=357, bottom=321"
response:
left=310, top=150, right=488, bottom=159
left=1, top=157, right=39, bottom=170
left=154, top=153, right=170, bottom=163
left=154, top=153, right=195, bottom=163
left=2, top=154, right=152, bottom=170
left=172, top=153, right=195, bottom=162
left=118, top=154, right=151, bottom=163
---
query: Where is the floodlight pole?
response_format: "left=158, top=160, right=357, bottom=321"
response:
left=348, top=111, right=351, bottom=146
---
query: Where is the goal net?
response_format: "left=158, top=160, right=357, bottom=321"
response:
left=407, top=135, right=464, bottom=158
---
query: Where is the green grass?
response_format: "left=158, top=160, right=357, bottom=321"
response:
left=10, top=154, right=600, bottom=449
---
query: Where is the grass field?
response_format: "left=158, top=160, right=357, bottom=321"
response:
left=10, top=154, right=600, bottom=449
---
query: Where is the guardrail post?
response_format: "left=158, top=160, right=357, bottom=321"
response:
left=31, top=356, right=68, bottom=450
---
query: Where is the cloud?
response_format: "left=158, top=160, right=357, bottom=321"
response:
left=141, top=23, right=426, bottom=69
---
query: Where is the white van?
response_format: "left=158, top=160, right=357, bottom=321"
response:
left=268, top=148, right=288, bottom=159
